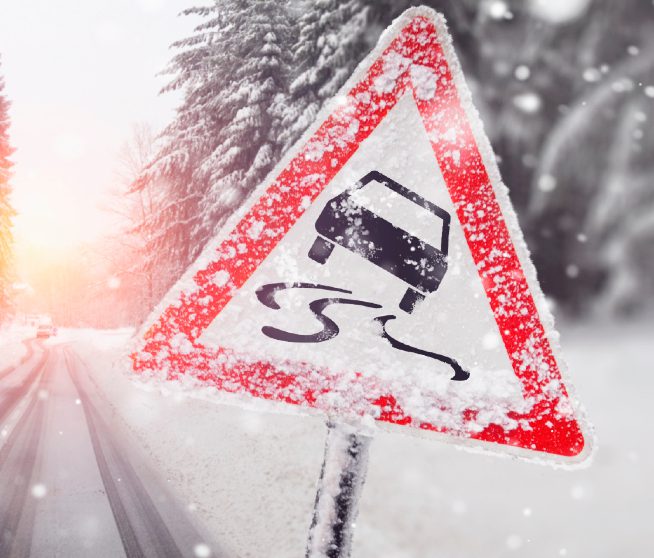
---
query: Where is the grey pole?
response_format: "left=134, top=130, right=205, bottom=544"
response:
left=305, top=421, right=372, bottom=558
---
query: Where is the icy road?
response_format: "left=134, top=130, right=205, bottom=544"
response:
left=0, top=339, right=220, bottom=558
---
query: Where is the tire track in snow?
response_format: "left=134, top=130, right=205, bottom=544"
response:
left=0, top=340, right=47, bottom=427
left=64, top=348, right=222, bottom=558
left=0, top=338, right=38, bottom=382
left=0, top=350, right=50, bottom=557
left=0, top=339, right=48, bottom=430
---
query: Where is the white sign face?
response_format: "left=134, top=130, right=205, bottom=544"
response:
left=199, top=94, right=524, bottom=433
left=134, top=7, right=592, bottom=464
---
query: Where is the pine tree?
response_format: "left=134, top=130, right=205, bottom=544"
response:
left=0, top=60, right=14, bottom=323
left=273, top=0, right=495, bottom=154
left=134, top=0, right=293, bottom=303
left=524, top=0, right=654, bottom=311
left=197, top=0, right=293, bottom=227
left=273, top=0, right=370, bottom=153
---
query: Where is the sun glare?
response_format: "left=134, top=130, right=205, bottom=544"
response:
left=12, top=184, right=106, bottom=258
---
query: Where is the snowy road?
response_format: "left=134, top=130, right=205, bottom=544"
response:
left=2, top=323, right=651, bottom=557
left=0, top=340, right=220, bottom=558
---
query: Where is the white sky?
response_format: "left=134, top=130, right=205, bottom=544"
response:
left=0, top=0, right=196, bottom=265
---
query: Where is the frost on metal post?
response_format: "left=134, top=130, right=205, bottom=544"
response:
left=306, top=423, right=371, bottom=558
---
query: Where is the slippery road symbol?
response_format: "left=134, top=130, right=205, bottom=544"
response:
left=255, top=283, right=469, bottom=382
left=256, top=171, right=468, bottom=382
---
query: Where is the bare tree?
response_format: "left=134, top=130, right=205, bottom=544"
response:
left=101, top=123, right=163, bottom=324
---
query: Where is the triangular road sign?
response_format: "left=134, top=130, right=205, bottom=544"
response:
left=133, top=7, right=591, bottom=463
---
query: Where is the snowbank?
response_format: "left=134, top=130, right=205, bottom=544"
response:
left=65, top=317, right=653, bottom=557
left=0, top=324, right=34, bottom=371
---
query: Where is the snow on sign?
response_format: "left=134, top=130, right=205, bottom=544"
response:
left=133, top=8, right=591, bottom=463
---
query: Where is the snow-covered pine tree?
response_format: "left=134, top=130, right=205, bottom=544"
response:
left=131, top=3, right=241, bottom=292
left=134, top=0, right=293, bottom=304
left=273, top=0, right=493, bottom=155
left=197, top=0, right=293, bottom=229
left=272, top=0, right=370, bottom=153
left=525, top=0, right=654, bottom=312
left=0, top=61, right=14, bottom=323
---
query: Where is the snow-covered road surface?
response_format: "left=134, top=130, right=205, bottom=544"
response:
left=67, top=321, right=653, bottom=558
left=1, top=321, right=651, bottom=557
left=0, top=340, right=221, bottom=558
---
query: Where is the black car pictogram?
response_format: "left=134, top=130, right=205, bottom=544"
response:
left=308, top=170, right=451, bottom=313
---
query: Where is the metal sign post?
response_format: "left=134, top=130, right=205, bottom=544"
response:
left=306, top=422, right=372, bottom=558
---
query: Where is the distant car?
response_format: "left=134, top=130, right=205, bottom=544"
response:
left=36, top=324, right=55, bottom=338
left=308, top=170, right=451, bottom=313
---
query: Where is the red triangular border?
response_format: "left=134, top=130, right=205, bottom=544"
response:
left=133, top=9, right=588, bottom=461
